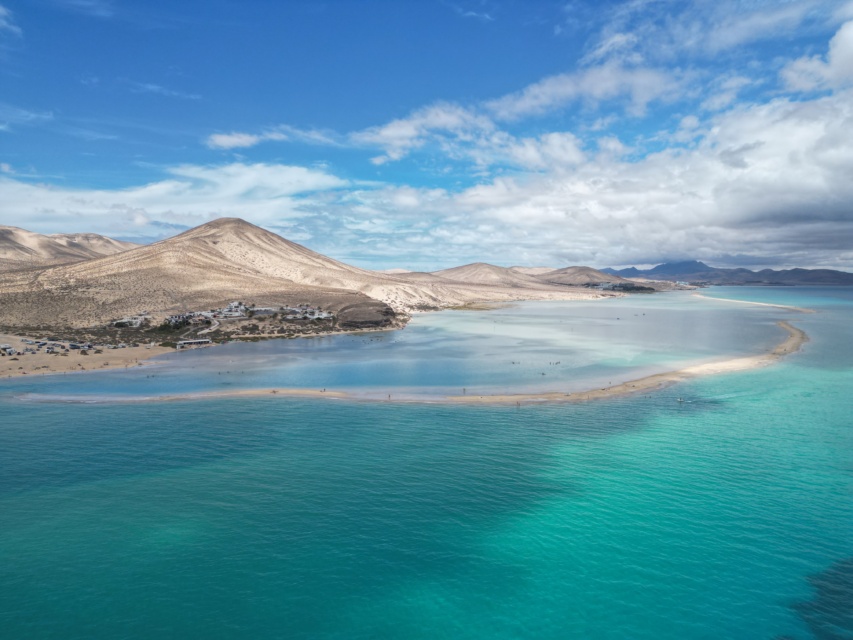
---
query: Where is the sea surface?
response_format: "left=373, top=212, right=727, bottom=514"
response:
left=1, top=287, right=851, bottom=639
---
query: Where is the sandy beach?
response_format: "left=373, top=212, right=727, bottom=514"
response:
left=1, top=332, right=172, bottom=379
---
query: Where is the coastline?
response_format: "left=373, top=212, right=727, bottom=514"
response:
left=1, top=332, right=172, bottom=379
left=16, top=320, right=809, bottom=406
left=692, top=292, right=816, bottom=314
left=0, top=324, right=401, bottom=379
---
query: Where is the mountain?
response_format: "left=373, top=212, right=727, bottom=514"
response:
left=509, top=266, right=556, bottom=276
left=0, top=226, right=139, bottom=271
left=0, top=218, right=604, bottom=329
left=606, top=261, right=853, bottom=285
left=536, top=266, right=628, bottom=286
left=432, top=262, right=553, bottom=288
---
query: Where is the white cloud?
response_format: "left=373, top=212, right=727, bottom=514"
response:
left=51, top=0, right=114, bottom=18
left=485, top=64, right=679, bottom=121
left=0, top=4, right=21, bottom=37
left=0, top=163, right=349, bottom=238
left=446, top=2, right=494, bottom=22
left=782, top=20, right=853, bottom=91
left=330, top=90, right=853, bottom=269
left=700, top=75, right=753, bottom=112
left=0, top=103, right=53, bottom=131
left=207, top=132, right=276, bottom=150
left=581, top=0, right=835, bottom=64
left=3, top=88, right=853, bottom=271
left=127, top=82, right=201, bottom=100
left=206, top=126, right=338, bottom=150
left=350, top=102, right=494, bottom=164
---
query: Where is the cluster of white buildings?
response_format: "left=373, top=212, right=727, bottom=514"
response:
left=162, top=302, right=334, bottom=326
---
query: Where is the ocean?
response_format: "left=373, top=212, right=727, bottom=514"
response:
left=1, top=287, right=851, bottom=639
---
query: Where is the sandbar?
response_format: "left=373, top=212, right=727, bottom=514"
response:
left=443, top=320, right=807, bottom=405
left=692, top=292, right=815, bottom=314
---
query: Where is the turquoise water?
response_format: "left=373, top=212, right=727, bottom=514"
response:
left=1, top=287, right=851, bottom=638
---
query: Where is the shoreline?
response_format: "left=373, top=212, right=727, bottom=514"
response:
left=0, top=324, right=402, bottom=380
left=1, top=332, right=173, bottom=379
left=692, top=292, right=816, bottom=314
left=14, top=320, right=809, bottom=407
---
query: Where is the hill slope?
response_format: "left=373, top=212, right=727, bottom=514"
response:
left=433, top=263, right=555, bottom=288
left=0, top=218, right=603, bottom=328
left=0, top=226, right=139, bottom=271
left=537, top=266, right=628, bottom=286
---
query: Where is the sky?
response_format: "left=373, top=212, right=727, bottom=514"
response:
left=1, top=0, right=852, bottom=271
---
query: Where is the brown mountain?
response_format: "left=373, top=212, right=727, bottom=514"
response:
left=0, top=218, right=603, bottom=329
left=433, top=262, right=556, bottom=288
left=536, top=266, right=628, bottom=286
left=0, top=226, right=139, bottom=271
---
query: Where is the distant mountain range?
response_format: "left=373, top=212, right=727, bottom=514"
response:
left=602, top=260, right=853, bottom=285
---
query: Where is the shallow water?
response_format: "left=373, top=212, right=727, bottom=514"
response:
left=3, top=291, right=796, bottom=401
left=1, top=287, right=851, bottom=639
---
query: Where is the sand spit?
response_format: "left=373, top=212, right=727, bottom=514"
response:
left=692, top=292, right=816, bottom=314
left=444, top=320, right=808, bottom=405
left=16, top=321, right=808, bottom=407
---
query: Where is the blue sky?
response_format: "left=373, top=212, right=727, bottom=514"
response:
left=1, top=0, right=853, bottom=270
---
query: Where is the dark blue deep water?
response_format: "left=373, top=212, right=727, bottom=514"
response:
left=1, top=288, right=851, bottom=639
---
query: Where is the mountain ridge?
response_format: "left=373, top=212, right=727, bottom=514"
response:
left=604, top=261, right=853, bottom=285
left=0, top=225, right=139, bottom=271
left=0, top=218, right=605, bottom=329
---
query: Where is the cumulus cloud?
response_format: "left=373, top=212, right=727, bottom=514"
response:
left=0, top=163, right=349, bottom=239
left=350, top=102, right=495, bottom=164
left=5, top=87, right=853, bottom=270
left=782, top=20, right=853, bottom=91
left=326, top=90, right=853, bottom=270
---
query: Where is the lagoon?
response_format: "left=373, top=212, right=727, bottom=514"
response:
left=1, top=287, right=851, bottom=639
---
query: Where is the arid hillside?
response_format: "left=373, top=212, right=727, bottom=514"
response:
left=433, top=262, right=556, bottom=288
left=536, top=266, right=628, bottom=286
left=0, top=218, right=605, bottom=329
left=0, top=226, right=139, bottom=271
